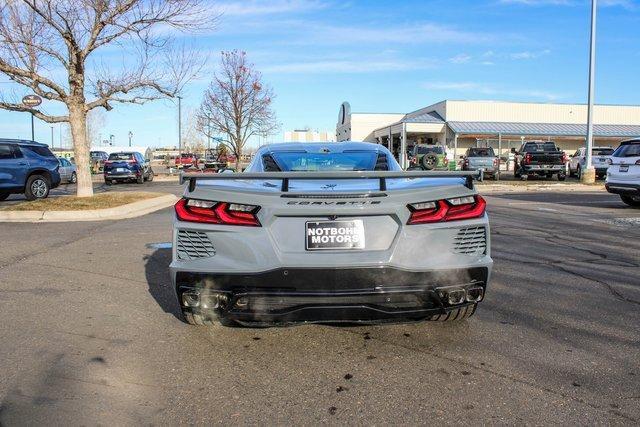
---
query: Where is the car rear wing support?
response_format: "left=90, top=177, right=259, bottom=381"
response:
left=181, top=170, right=483, bottom=193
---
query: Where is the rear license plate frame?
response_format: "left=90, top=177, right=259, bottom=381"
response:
left=305, top=220, right=365, bottom=251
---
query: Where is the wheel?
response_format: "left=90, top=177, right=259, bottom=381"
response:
left=514, top=166, right=521, bottom=178
left=147, top=170, right=154, bottom=182
left=420, top=153, right=438, bottom=170
left=182, top=309, right=215, bottom=326
left=70, top=172, right=77, bottom=184
left=24, top=175, right=50, bottom=200
left=105, top=179, right=113, bottom=186
left=577, top=165, right=582, bottom=180
left=557, top=173, right=566, bottom=181
left=568, top=165, right=575, bottom=177
left=620, top=195, right=640, bottom=207
left=136, top=174, right=144, bottom=184
left=429, top=304, right=477, bottom=322
left=0, top=192, right=9, bottom=201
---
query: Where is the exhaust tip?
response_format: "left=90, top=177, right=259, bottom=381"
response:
left=446, top=289, right=466, bottom=305
left=182, top=290, right=200, bottom=308
left=466, top=286, right=484, bottom=303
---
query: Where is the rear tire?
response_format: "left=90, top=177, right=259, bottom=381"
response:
left=429, top=304, right=477, bottom=322
left=577, top=165, right=582, bottom=180
left=70, top=172, right=77, bottom=184
left=105, top=179, right=113, bottom=186
left=557, top=173, right=566, bottom=181
left=147, top=170, right=154, bottom=182
left=24, top=174, right=50, bottom=200
left=620, top=195, right=640, bottom=207
left=0, top=192, right=9, bottom=201
left=183, top=310, right=215, bottom=326
left=136, top=175, right=144, bottom=184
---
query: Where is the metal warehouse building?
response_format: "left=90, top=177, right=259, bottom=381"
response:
left=336, top=100, right=640, bottom=168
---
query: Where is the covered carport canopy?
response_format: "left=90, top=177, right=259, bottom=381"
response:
left=447, top=121, right=640, bottom=138
left=372, top=111, right=446, bottom=168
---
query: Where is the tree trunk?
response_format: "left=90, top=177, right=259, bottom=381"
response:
left=69, top=104, right=93, bottom=197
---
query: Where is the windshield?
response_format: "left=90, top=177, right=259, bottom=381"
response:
left=108, top=153, right=135, bottom=161
left=613, top=143, right=640, bottom=158
left=593, top=148, right=614, bottom=156
left=415, top=145, right=444, bottom=155
left=271, top=151, right=379, bottom=171
left=467, top=148, right=495, bottom=157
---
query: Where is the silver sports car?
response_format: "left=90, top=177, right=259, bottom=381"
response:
left=171, top=142, right=492, bottom=326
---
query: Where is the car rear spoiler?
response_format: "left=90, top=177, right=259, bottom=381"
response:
left=180, top=170, right=483, bottom=193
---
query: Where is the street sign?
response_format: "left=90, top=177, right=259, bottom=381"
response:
left=22, top=94, right=42, bottom=107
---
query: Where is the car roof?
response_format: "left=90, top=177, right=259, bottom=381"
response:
left=259, top=142, right=385, bottom=154
left=0, top=138, right=49, bottom=147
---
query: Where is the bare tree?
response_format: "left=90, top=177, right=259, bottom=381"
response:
left=197, top=50, right=278, bottom=170
left=0, top=0, right=213, bottom=197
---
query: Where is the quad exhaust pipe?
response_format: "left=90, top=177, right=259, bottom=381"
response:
left=181, top=290, right=229, bottom=309
left=437, top=285, right=484, bottom=305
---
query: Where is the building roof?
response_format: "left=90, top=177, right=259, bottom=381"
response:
left=402, top=111, right=445, bottom=124
left=448, top=121, right=640, bottom=138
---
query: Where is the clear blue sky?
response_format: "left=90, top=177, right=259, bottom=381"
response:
left=1, top=0, right=638, bottom=149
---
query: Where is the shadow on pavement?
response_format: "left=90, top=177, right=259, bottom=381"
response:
left=144, top=247, right=183, bottom=322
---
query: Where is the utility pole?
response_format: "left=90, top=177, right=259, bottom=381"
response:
left=128, top=131, right=133, bottom=147
left=177, top=96, right=182, bottom=157
left=582, top=0, right=597, bottom=184
left=30, top=112, right=34, bottom=141
left=50, top=126, right=54, bottom=149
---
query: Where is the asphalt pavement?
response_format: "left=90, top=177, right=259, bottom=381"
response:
left=0, top=185, right=639, bottom=424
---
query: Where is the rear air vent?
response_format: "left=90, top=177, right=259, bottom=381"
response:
left=176, top=230, right=216, bottom=260
left=281, top=193, right=387, bottom=199
left=452, top=227, right=486, bottom=255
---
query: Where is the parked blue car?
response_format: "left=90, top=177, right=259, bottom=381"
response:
left=0, top=139, right=61, bottom=201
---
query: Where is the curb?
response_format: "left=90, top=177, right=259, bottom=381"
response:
left=478, top=183, right=606, bottom=193
left=0, top=194, right=178, bottom=223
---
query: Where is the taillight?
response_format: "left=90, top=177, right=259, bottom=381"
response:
left=606, top=158, right=612, bottom=165
left=636, top=159, right=640, bottom=165
left=407, top=195, right=486, bottom=224
left=524, top=153, right=532, bottom=165
left=561, top=153, right=567, bottom=163
left=104, top=161, right=112, bottom=166
left=175, top=199, right=260, bottom=226
left=493, top=158, right=499, bottom=167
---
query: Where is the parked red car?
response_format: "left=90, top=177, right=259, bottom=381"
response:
left=175, top=153, right=198, bottom=168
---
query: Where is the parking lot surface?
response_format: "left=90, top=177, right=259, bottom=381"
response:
left=0, top=186, right=639, bottom=424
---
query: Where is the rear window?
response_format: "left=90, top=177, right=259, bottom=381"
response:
left=593, top=148, right=614, bottom=156
left=524, top=142, right=558, bottom=152
left=467, top=148, right=495, bottom=157
left=613, top=143, right=640, bottom=158
left=108, top=153, right=135, bottom=161
left=271, top=151, right=378, bottom=171
left=415, top=145, right=444, bottom=155
left=181, top=153, right=195, bottom=158
left=23, top=145, right=55, bottom=158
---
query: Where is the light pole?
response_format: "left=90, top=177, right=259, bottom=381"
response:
left=50, top=126, right=54, bottom=149
left=177, top=96, right=182, bottom=155
left=109, top=134, right=114, bottom=146
left=128, top=131, right=133, bottom=147
left=582, top=0, right=597, bottom=184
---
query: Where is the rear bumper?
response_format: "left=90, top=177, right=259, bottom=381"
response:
left=522, top=165, right=565, bottom=173
left=605, top=182, right=640, bottom=195
left=174, top=267, right=490, bottom=325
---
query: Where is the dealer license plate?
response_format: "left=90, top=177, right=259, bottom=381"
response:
left=306, top=220, right=365, bottom=251
left=117, top=168, right=126, bottom=173
left=620, top=165, right=629, bottom=172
